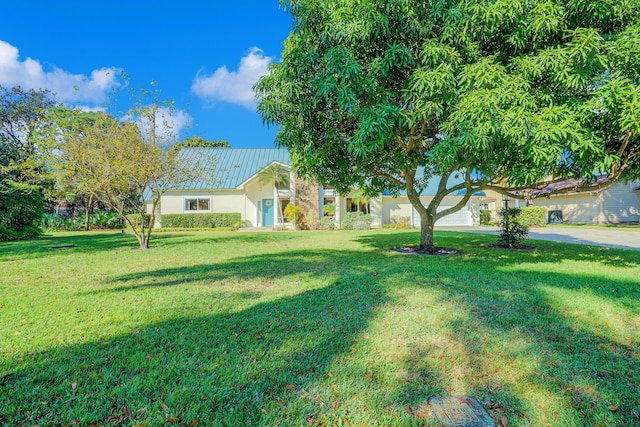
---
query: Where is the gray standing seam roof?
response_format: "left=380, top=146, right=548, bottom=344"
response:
left=176, top=148, right=291, bottom=190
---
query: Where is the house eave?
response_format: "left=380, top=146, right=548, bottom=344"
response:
left=235, top=160, right=292, bottom=189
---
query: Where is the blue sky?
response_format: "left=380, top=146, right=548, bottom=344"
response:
left=0, top=1, right=292, bottom=148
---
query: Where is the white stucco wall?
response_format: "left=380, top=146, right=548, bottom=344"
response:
left=158, top=190, right=245, bottom=227
left=382, top=195, right=478, bottom=226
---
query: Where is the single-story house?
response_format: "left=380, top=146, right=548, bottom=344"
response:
left=147, top=148, right=482, bottom=228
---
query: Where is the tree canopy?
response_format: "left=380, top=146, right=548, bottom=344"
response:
left=257, top=0, right=640, bottom=250
left=0, top=85, right=58, bottom=239
left=0, top=85, right=58, bottom=181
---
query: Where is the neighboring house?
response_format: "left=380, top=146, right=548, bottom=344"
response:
left=148, top=148, right=482, bottom=228
left=475, top=178, right=640, bottom=225
left=528, top=179, right=640, bottom=224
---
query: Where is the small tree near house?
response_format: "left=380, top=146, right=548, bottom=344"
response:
left=54, top=106, right=204, bottom=249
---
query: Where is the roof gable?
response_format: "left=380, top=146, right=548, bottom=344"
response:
left=177, top=148, right=291, bottom=190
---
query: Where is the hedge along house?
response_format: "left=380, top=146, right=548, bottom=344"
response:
left=148, top=147, right=483, bottom=228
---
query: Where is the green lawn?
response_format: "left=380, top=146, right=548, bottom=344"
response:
left=1, top=230, right=639, bottom=426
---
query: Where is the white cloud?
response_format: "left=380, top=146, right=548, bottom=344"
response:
left=0, top=40, right=120, bottom=104
left=124, top=106, right=192, bottom=147
left=191, top=46, right=273, bottom=109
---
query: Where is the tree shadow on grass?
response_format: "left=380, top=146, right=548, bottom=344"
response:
left=89, top=250, right=372, bottom=295
left=356, top=230, right=640, bottom=268
left=354, top=232, right=640, bottom=425
left=0, top=231, right=188, bottom=263
left=0, top=232, right=126, bottom=262
left=0, top=230, right=304, bottom=264
left=391, top=282, right=639, bottom=425
left=0, top=278, right=388, bottom=426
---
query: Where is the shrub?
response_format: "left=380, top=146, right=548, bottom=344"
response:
left=480, top=210, right=492, bottom=225
left=161, top=213, right=241, bottom=229
left=518, top=206, right=546, bottom=227
left=284, top=203, right=304, bottom=229
left=90, top=210, right=122, bottom=229
left=42, top=211, right=123, bottom=231
left=340, top=212, right=373, bottom=230
left=41, top=213, right=81, bottom=231
left=496, top=208, right=529, bottom=248
left=0, top=180, right=44, bottom=241
left=390, top=216, right=411, bottom=229
left=0, top=223, right=42, bottom=241
left=304, top=210, right=320, bottom=230
left=317, top=217, right=336, bottom=230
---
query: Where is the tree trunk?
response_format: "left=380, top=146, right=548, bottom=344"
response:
left=419, top=210, right=436, bottom=253
left=83, top=194, right=93, bottom=231
left=404, top=172, right=438, bottom=253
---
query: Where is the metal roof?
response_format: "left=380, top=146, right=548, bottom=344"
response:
left=177, top=148, right=291, bottom=190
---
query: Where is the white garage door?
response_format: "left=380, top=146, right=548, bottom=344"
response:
left=411, top=205, right=473, bottom=227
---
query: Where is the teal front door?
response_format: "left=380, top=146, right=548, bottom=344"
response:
left=262, top=199, right=274, bottom=226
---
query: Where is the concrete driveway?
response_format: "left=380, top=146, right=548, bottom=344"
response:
left=438, top=226, right=640, bottom=251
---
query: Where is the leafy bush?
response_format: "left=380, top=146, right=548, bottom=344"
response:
left=518, top=206, right=547, bottom=227
left=41, top=213, right=82, bottom=231
left=90, top=210, right=122, bottom=229
left=41, top=211, right=123, bottom=231
left=0, top=180, right=43, bottom=241
left=317, top=217, right=336, bottom=230
left=161, top=213, right=241, bottom=229
left=390, top=216, right=411, bottom=229
left=497, top=208, right=529, bottom=248
left=0, top=223, right=41, bottom=241
left=340, top=212, right=373, bottom=230
left=480, top=210, right=492, bottom=225
left=284, top=203, right=304, bottom=229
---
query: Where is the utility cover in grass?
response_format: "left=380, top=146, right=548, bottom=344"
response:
left=428, top=396, right=495, bottom=427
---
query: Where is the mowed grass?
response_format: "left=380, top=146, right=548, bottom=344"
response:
left=1, top=230, right=639, bottom=427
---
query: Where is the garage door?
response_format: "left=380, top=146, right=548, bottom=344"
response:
left=411, top=205, right=473, bottom=227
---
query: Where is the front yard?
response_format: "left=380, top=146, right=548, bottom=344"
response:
left=1, top=230, right=638, bottom=426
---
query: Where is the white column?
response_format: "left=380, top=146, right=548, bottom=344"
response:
left=319, top=186, right=325, bottom=220
left=274, top=186, right=279, bottom=227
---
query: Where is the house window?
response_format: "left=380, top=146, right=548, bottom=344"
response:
left=280, top=198, right=290, bottom=222
left=479, top=203, right=490, bottom=211
left=185, top=198, right=211, bottom=212
left=346, top=198, right=370, bottom=214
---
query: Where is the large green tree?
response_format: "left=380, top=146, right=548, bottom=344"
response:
left=0, top=85, right=59, bottom=239
left=257, top=0, right=640, bottom=251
